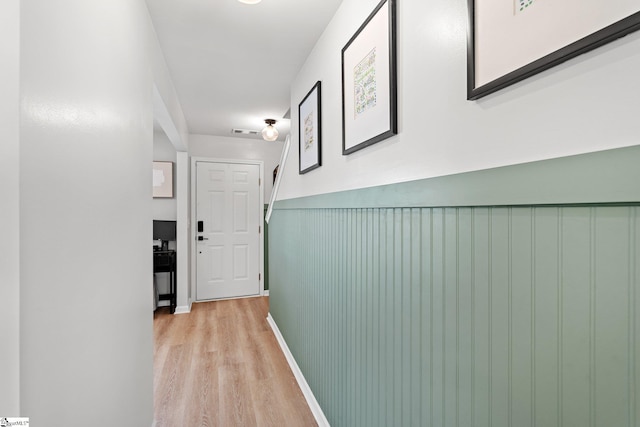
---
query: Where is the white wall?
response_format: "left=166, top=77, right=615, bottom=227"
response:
left=279, top=0, right=640, bottom=200
left=19, top=1, right=154, bottom=425
left=148, top=17, right=189, bottom=152
left=153, top=130, right=178, bottom=221
left=189, top=134, right=284, bottom=201
left=0, top=0, right=20, bottom=416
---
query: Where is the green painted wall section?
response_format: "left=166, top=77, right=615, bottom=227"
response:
left=268, top=147, right=640, bottom=427
left=270, top=206, right=640, bottom=426
left=274, top=145, right=640, bottom=210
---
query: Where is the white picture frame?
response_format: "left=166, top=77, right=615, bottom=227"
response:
left=152, top=161, right=173, bottom=198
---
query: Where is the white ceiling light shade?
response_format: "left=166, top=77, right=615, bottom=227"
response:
left=262, top=119, right=279, bottom=141
left=237, top=0, right=262, bottom=4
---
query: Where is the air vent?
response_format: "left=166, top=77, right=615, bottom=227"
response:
left=231, top=128, right=259, bottom=136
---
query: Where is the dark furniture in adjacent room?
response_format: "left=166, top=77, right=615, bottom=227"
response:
left=153, top=249, right=176, bottom=314
left=153, top=220, right=177, bottom=314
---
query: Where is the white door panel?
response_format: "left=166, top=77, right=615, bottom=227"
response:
left=196, top=161, right=260, bottom=300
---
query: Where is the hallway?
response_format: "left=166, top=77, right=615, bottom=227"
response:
left=153, top=297, right=317, bottom=426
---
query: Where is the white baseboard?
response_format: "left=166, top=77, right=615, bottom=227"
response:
left=263, top=290, right=270, bottom=296
left=266, top=313, right=330, bottom=427
left=173, top=301, right=192, bottom=315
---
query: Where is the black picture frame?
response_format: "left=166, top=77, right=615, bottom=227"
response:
left=298, top=81, right=322, bottom=174
left=467, top=1, right=640, bottom=100
left=342, top=0, right=397, bottom=155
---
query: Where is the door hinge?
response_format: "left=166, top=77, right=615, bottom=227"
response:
left=259, top=178, right=261, bottom=186
left=259, top=225, right=261, bottom=233
left=259, top=273, right=261, bottom=281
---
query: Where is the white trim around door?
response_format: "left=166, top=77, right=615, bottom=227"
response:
left=190, top=157, right=265, bottom=302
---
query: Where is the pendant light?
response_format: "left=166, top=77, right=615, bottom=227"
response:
left=261, top=119, right=279, bottom=141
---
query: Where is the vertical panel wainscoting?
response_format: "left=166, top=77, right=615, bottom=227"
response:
left=268, top=205, right=640, bottom=427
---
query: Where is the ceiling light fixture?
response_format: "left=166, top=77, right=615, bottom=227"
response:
left=237, top=0, right=261, bottom=4
left=261, top=119, right=279, bottom=141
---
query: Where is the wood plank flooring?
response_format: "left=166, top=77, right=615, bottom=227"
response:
left=153, top=296, right=317, bottom=427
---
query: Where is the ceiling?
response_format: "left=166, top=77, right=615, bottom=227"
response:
left=146, top=0, right=343, bottom=141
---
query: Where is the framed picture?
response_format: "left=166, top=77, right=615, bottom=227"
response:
left=298, top=81, right=322, bottom=174
left=468, top=1, right=640, bottom=100
left=342, top=0, right=397, bottom=155
left=152, top=161, right=173, bottom=198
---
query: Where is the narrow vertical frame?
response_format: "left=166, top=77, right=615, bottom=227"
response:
left=298, top=81, right=322, bottom=174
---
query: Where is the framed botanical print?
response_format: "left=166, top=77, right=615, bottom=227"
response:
left=298, top=81, right=322, bottom=174
left=342, top=0, right=397, bottom=155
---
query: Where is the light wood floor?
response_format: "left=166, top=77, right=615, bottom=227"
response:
left=153, top=296, right=317, bottom=427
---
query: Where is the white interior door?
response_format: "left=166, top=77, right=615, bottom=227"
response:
left=196, top=161, right=261, bottom=300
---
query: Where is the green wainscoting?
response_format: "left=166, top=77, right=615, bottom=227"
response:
left=268, top=147, right=640, bottom=427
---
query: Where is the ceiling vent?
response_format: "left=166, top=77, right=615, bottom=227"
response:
left=231, top=128, right=259, bottom=136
